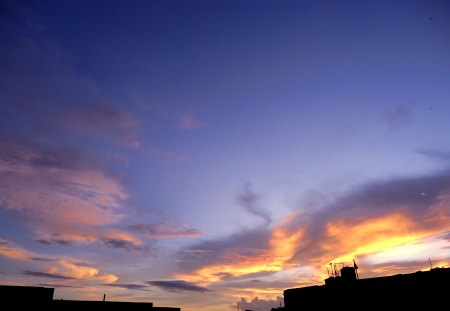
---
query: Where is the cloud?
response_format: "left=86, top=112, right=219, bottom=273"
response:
left=176, top=227, right=302, bottom=284
left=0, top=17, right=141, bottom=149
left=0, top=139, right=133, bottom=247
left=236, top=296, right=284, bottom=311
left=176, top=170, right=450, bottom=289
left=418, top=149, right=450, bottom=162
left=33, top=230, right=145, bottom=253
left=30, top=257, right=58, bottom=262
left=37, top=283, right=81, bottom=288
left=127, top=223, right=202, bottom=239
left=101, top=238, right=143, bottom=251
left=0, top=238, right=31, bottom=260
left=23, top=270, right=75, bottom=280
left=237, top=182, right=272, bottom=225
left=103, top=283, right=150, bottom=291
left=35, top=238, right=73, bottom=247
left=147, top=280, right=210, bottom=293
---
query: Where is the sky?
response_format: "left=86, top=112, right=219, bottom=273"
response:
left=1, top=0, right=450, bottom=310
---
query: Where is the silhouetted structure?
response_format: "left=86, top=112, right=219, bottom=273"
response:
left=0, top=285, right=180, bottom=310
left=282, top=266, right=450, bottom=310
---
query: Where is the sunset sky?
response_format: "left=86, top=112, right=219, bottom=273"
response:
left=1, top=1, right=450, bottom=310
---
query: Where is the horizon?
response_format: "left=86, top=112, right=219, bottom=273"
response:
left=1, top=1, right=450, bottom=310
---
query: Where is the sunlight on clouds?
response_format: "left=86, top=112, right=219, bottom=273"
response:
left=269, top=228, right=304, bottom=264
left=322, top=213, right=431, bottom=264
left=178, top=226, right=303, bottom=285
left=104, top=231, right=142, bottom=246
left=56, top=260, right=99, bottom=278
left=0, top=239, right=30, bottom=260
left=46, top=259, right=118, bottom=283
left=364, top=237, right=450, bottom=265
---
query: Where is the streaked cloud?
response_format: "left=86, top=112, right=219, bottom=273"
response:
left=127, top=223, right=202, bottom=239
left=0, top=139, right=144, bottom=253
left=102, top=283, right=150, bottom=291
left=24, top=270, right=75, bottom=280
left=147, top=280, right=210, bottom=293
left=237, top=182, right=272, bottom=225
left=0, top=238, right=32, bottom=260
left=37, top=283, right=81, bottom=288
left=176, top=170, right=450, bottom=292
left=418, top=149, right=450, bottom=162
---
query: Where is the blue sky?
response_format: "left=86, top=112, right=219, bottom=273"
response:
left=1, top=1, right=450, bottom=310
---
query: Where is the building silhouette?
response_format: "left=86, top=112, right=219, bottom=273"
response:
left=277, top=265, right=450, bottom=310
left=0, top=285, right=180, bottom=310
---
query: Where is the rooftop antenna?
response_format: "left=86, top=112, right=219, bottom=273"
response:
left=353, top=259, right=359, bottom=280
left=103, top=294, right=106, bottom=302
left=429, top=258, right=433, bottom=270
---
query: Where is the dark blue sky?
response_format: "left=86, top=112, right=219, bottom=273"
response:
left=1, top=1, right=450, bottom=310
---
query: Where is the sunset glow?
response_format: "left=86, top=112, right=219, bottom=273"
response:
left=1, top=1, right=450, bottom=310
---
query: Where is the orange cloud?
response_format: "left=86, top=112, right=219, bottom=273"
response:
left=321, top=212, right=450, bottom=266
left=0, top=238, right=31, bottom=260
left=177, top=225, right=303, bottom=285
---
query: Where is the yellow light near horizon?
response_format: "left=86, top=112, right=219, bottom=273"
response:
left=323, top=213, right=440, bottom=267
left=178, top=226, right=304, bottom=285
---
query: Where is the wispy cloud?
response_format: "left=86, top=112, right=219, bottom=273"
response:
left=0, top=238, right=31, bottom=260
left=127, top=223, right=202, bottom=239
left=176, top=171, right=450, bottom=288
left=37, top=283, right=81, bottom=288
left=147, top=280, right=210, bottom=293
left=101, top=238, right=144, bottom=251
left=236, top=296, right=283, bottom=311
left=237, top=182, right=272, bottom=225
left=0, top=140, right=134, bottom=248
left=23, top=270, right=75, bottom=280
left=418, top=149, right=450, bottom=162
left=102, top=283, right=150, bottom=291
left=30, top=257, right=58, bottom=262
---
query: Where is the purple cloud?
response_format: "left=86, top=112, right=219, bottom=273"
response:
left=101, top=238, right=143, bottom=251
left=176, top=170, right=450, bottom=282
left=23, top=270, right=75, bottom=280
left=127, top=223, right=201, bottom=239
left=418, top=149, right=450, bottom=162
left=147, top=280, right=210, bottom=293
left=237, top=182, right=272, bottom=225
left=30, top=257, right=58, bottom=262
left=177, top=227, right=270, bottom=272
left=102, top=283, right=149, bottom=291
left=37, top=284, right=81, bottom=288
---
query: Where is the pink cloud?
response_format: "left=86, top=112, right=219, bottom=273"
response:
left=0, top=238, right=31, bottom=260
left=0, top=141, right=131, bottom=244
